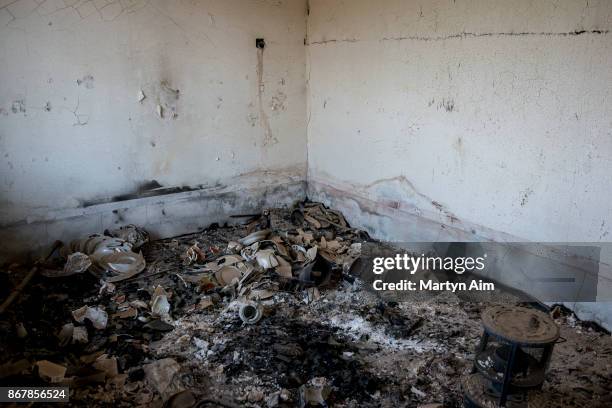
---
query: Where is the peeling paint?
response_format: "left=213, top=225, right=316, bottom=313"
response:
left=11, top=99, right=25, bottom=114
left=307, top=0, right=612, bottom=244
left=0, top=0, right=307, bottom=227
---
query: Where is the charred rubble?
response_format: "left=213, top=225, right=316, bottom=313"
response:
left=0, top=202, right=611, bottom=407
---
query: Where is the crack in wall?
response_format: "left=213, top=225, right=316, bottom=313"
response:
left=308, top=29, right=609, bottom=45
left=309, top=38, right=357, bottom=45
left=0, top=0, right=215, bottom=47
left=67, top=97, right=89, bottom=126
left=0, top=0, right=151, bottom=23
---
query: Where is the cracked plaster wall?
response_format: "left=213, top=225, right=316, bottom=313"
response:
left=1, top=0, right=612, bottom=327
left=306, top=0, right=612, bottom=329
left=0, top=0, right=308, bottom=259
left=307, top=0, right=612, bottom=243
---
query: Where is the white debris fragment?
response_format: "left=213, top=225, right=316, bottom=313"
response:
left=72, top=326, right=89, bottom=344
left=64, top=252, right=92, bottom=275
left=62, top=234, right=146, bottom=281
left=107, top=224, right=149, bottom=249
left=306, top=246, right=318, bottom=262
left=256, top=248, right=279, bottom=270
left=239, top=302, right=263, bottom=324
left=151, top=286, right=171, bottom=317
left=40, top=252, right=92, bottom=277
left=227, top=241, right=243, bottom=253
left=15, top=322, right=28, bottom=338
left=99, top=280, right=116, bottom=295
left=57, top=323, right=88, bottom=345
left=411, top=386, right=427, bottom=398
left=36, top=360, right=66, bottom=383
left=329, top=315, right=438, bottom=352
left=348, top=242, right=362, bottom=257
left=303, top=287, right=320, bottom=304
left=72, top=306, right=108, bottom=330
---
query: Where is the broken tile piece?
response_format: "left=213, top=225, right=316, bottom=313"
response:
left=36, top=360, right=66, bottom=383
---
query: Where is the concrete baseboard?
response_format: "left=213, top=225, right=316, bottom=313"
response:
left=308, top=177, right=612, bottom=332
left=0, top=175, right=306, bottom=264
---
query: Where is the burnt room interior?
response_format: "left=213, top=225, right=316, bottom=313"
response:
left=0, top=0, right=611, bottom=407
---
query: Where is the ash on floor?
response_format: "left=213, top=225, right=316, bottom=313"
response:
left=0, top=202, right=610, bottom=407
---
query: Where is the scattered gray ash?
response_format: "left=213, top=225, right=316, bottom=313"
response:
left=358, top=301, right=424, bottom=338
left=213, top=314, right=383, bottom=405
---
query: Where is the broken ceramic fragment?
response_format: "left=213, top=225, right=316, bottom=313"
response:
left=106, top=224, right=149, bottom=249
left=239, top=301, right=263, bottom=324
left=239, top=229, right=270, bottom=246
left=256, top=248, right=279, bottom=270
left=92, top=354, right=119, bottom=378
left=215, top=265, right=243, bottom=286
left=72, top=305, right=108, bottom=330
left=62, top=234, right=145, bottom=281
left=151, top=286, right=171, bottom=317
left=36, top=360, right=66, bottom=383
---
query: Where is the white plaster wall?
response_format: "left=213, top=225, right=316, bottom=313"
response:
left=1, top=0, right=611, bottom=328
left=307, top=0, right=612, bottom=243
left=0, top=0, right=308, bottom=225
left=306, top=0, right=612, bottom=330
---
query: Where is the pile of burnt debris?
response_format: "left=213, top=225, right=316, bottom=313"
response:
left=1, top=201, right=611, bottom=407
